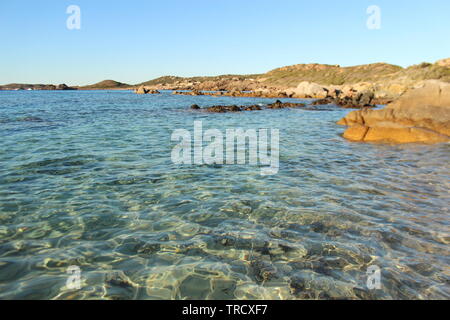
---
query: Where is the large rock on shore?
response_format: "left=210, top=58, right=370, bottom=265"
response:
left=135, top=86, right=149, bottom=94
left=284, top=80, right=417, bottom=103
left=337, top=80, right=450, bottom=143
left=290, top=81, right=328, bottom=98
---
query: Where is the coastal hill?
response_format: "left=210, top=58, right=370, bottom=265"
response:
left=0, top=80, right=131, bottom=91
left=135, top=58, right=450, bottom=104
left=139, top=59, right=450, bottom=90
left=259, top=63, right=404, bottom=86
left=76, top=80, right=132, bottom=90
left=134, top=58, right=450, bottom=145
left=1, top=58, right=448, bottom=91
left=136, top=74, right=259, bottom=91
left=260, top=60, right=450, bottom=86
left=0, top=83, right=77, bottom=90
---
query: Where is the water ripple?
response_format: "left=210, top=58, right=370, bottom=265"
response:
left=0, top=91, right=448, bottom=300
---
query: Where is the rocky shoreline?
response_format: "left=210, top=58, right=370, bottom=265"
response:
left=134, top=58, right=450, bottom=103
left=169, top=80, right=449, bottom=144
left=337, top=80, right=450, bottom=144
left=132, top=59, right=450, bottom=144
left=136, top=82, right=379, bottom=109
left=135, top=83, right=384, bottom=106
left=3, top=59, right=449, bottom=144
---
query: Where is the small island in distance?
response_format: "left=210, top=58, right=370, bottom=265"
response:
left=0, top=80, right=132, bottom=91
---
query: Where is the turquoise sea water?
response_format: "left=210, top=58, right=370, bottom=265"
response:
left=0, top=90, right=449, bottom=300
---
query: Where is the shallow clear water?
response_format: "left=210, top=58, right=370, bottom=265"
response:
left=0, top=90, right=449, bottom=300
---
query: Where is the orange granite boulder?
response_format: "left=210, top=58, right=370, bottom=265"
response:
left=337, top=80, right=450, bottom=143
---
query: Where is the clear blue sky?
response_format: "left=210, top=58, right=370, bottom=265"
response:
left=1, top=0, right=449, bottom=86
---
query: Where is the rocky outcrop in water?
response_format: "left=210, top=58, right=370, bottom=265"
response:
left=191, top=104, right=262, bottom=113
left=337, top=80, right=450, bottom=143
left=205, top=105, right=243, bottom=113
left=135, top=86, right=161, bottom=94
left=174, top=90, right=203, bottom=96
left=165, top=85, right=377, bottom=109
left=311, top=89, right=376, bottom=109
left=267, top=100, right=306, bottom=109
left=190, top=100, right=317, bottom=112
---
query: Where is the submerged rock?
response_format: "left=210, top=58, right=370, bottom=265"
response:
left=289, top=271, right=356, bottom=299
left=105, top=271, right=135, bottom=288
left=20, top=116, right=44, bottom=122
left=250, top=259, right=278, bottom=282
left=337, top=80, right=450, bottom=143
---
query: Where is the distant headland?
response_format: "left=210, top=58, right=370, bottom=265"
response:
left=2, top=58, right=449, bottom=96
